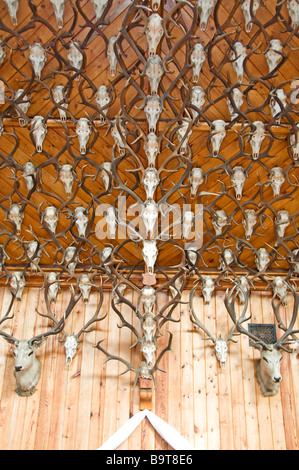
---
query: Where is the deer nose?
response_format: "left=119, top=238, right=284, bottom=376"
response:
left=274, top=376, right=281, bottom=383
left=15, top=366, right=22, bottom=372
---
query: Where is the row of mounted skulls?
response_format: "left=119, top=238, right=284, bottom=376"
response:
left=2, top=0, right=299, bottom=32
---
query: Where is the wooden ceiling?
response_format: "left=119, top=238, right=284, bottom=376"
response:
left=0, top=0, right=298, bottom=279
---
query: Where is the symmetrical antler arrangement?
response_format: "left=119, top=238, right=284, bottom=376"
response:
left=0, top=0, right=298, bottom=397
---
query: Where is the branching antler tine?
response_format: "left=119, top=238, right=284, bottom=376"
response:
left=76, top=284, right=106, bottom=338
left=0, top=291, right=18, bottom=345
left=275, top=285, right=299, bottom=349
left=225, top=289, right=250, bottom=342
left=189, top=286, right=216, bottom=343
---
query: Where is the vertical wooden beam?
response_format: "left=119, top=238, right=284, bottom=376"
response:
left=139, top=378, right=153, bottom=411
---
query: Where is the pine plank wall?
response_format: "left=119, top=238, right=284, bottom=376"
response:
left=0, top=285, right=298, bottom=450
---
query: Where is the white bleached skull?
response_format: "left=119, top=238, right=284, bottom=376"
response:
left=78, top=273, right=92, bottom=303
left=291, top=249, right=299, bottom=274
left=210, top=119, right=226, bottom=156
left=170, top=276, right=184, bottom=299
left=141, top=340, right=156, bottom=368
left=236, top=276, right=250, bottom=304
left=76, top=118, right=92, bottom=155
left=142, top=240, right=158, bottom=274
left=43, top=206, right=59, bottom=234
left=142, top=167, right=159, bottom=200
left=230, top=41, right=247, bottom=82
left=31, top=115, right=47, bottom=153
left=250, top=120, right=265, bottom=159
left=22, top=161, right=36, bottom=192
left=269, top=167, right=285, bottom=197
left=242, top=209, right=258, bottom=240
left=144, top=55, right=164, bottom=95
left=107, top=36, right=118, bottom=77
left=142, top=201, right=159, bottom=238
left=50, top=0, right=67, bottom=29
left=189, top=167, right=204, bottom=199
left=241, top=0, right=259, bottom=32
left=272, top=276, right=288, bottom=307
left=10, top=271, right=25, bottom=301
left=65, top=246, right=78, bottom=273
left=190, top=86, right=205, bottom=119
left=8, top=203, right=23, bottom=235
left=287, top=0, right=299, bottom=28
left=53, top=85, right=68, bottom=122
left=95, top=85, right=112, bottom=121
left=182, top=210, right=194, bottom=240
left=64, top=334, right=79, bottom=366
left=27, top=241, right=42, bottom=273
left=275, top=210, right=290, bottom=240
left=227, top=88, right=244, bottom=121
left=100, top=162, right=112, bottom=191
left=177, top=118, right=192, bottom=154
left=214, top=337, right=229, bottom=369
left=141, top=286, right=156, bottom=316
left=212, top=209, right=229, bottom=236
left=219, top=249, right=234, bottom=271
left=47, top=272, right=60, bottom=303
left=67, top=42, right=83, bottom=78
left=144, top=132, right=160, bottom=167
left=105, top=206, right=117, bottom=238
left=197, top=0, right=215, bottom=31
left=231, top=166, right=246, bottom=200
left=255, top=248, right=271, bottom=272
left=145, top=13, right=164, bottom=59
left=265, top=39, right=283, bottom=74
left=74, top=206, right=89, bottom=238
left=143, top=315, right=156, bottom=343
left=91, top=0, right=109, bottom=20
left=144, top=95, right=163, bottom=133
left=190, top=43, right=205, bottom=83
left=59, top=164, right=75, bottom=197
left=202, top=275, right=215, bottom=305
left=3, top=0, right=19, bottom=25
left=290, top=123, right=299, bottom=160
left=29, top=43, right=47, bottom=79
left=270, top=88, right=287, bottom=124
left=110, top=119, right=127, bottom=155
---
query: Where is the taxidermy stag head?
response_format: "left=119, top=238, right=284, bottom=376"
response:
left=269, top=167, right=285, bottom=197
left=95, top=85, right=112, bottom=122
left=189, top=167, right=204, bottom=199
left=76, top=118, right=91, bottom=155
left=250, top=121, right=265, bottom=159
left=242, top=209, right=258, bottom=241
left=0, top=40, right=6, bottom=66
left=14, top=89, right=31, bottom=126
left=10, top=271, right=25, bottom=301
left=50, top=0, right=67, bottom=29
left=142, top=167, right=159, bottom=200
left=91, top=0, right=109, bottom=20
left=287, top=0, right=299, bottom=28
left=241, top=0, right=259, bottom=32
left=144, top=132, right=160, bottom=167
left=53, top=85, right=68, bottom=122
left=144, top=95, right=163, bottom=133
left=230, top=41, right=247, bottom=82
left=144, top=55, right=164, bottom=95
left=142, top=240, right=158, bottom=274
left=230, top=166, right=246, bottom=200
left=22, top=162, right=36, bottom=192
left=210, top=120, right=226, bottom=156
left=29, top=43, right=47, bottom=79
left=3, top=0, right=19, bottom=25
left=265, top=39, right=283, bottom=74
left=59, top=164, right=75, bottom=197
left=43, top=206, right=59, bottom=234
left=190, top=43, right=205, bottom=83
left=8, top=203, right=23, bottom=235
left=31, top=116, right=47, bottom=153
left=145, top=13, right=164, bottom=59
left=197, top=0, right=215, bottom=31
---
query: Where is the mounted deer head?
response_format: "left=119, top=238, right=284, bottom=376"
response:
left=241, top=0, right=259, bottom=32
left=144, top=55, right=164, bottom=95
left=190, top=43, right=205, bottom=83
left=22, top=162, right=36, bottom=192
left=271, top=276, right=288, bottom=307
left=142, top=167, right=159, bottom=200
left=144, top=132, right=160, bottom=167
left=43, top=206, right=59, bottom=234
left=230, top=41, right=247, bottom=82
left=31, top=116, right=47, bottom=153
left=190, top=86, right=205, bottom=119
left=3, top=0, right=19, bottom=25
left=100, top=162, right=112, bottom=191
left=14, top=89, right=31, bottom=126
left=188, top=167, right=204, bottom=199
left=107, top=36, right=118, bottom=76
left=10, top=271, right=25, bottom=301
left=47, top=272, right=60, bottom=304
left=67, top=42, right=83, bottom=79
left=29, top=43, right=47, bottom=79
left=197, top=0, right=215, bottom=30
left=76, top=118, right=92, bottom=155
left=95, top=85, right=112, bottom=122
left=230, top=166, right=246, bottom=200
left=201, top=275, right=215, bottom=305
left=59, top=164, right=75, bottom=197
left=225, top=286, right=299, bottom=396
left=274, top=209, right=290, bottom=242
left=8, top=203, right=23, bottom=235
left=265, top=39, right=283, bottom=74
left=250, top=121, right=265, bottom=159
left=27, top=241, right=42, bottom=273
left=144, top=95, right=163, bottom=133
left=145, top=13, right=164, bottom=58
left=50, top=0, right=67, bottom=29
left=269, top=167, right=285, bottom=197
left=242, top=209, right=258, bottom=241
left=142, top=240, right=158, bottom=274
left=74, top=206, right=89, bottom=238
left=212, top=209, right=229, bottom=236
left=105, top=206, right=117, bottom=238
left=227, top=88, right=244, bottom=121
left=91, top=0, right=109, bottom=20
left=270, top=88, right=287, bottom=124
left=210, top=119, right=226, bottom=156
left=287, top=0, right=299, bottom=28
left=53, top=85, right=68, bottom=122
left=142, top=200, right=159, bottom=239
